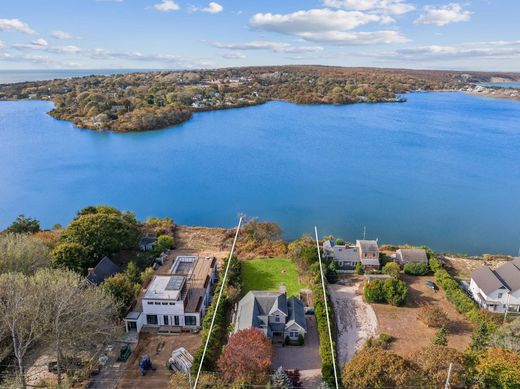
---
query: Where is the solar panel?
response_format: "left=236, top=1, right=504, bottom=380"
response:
left=166, top=275, right=185, bottom=290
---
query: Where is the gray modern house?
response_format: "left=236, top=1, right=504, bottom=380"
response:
left=235, top=289, right=307, bottom=343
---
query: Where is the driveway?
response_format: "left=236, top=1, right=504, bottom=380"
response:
left=272, top=316, right=322, bottom=388
left=328, top=278, right=378, bottom=367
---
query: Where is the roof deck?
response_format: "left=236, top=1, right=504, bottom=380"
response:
left=144, top=275, right=186, bottom=300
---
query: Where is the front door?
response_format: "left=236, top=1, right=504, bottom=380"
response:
left=127, top=321, right=137, bottom=331
left=163, top=315, right=169, bottom=326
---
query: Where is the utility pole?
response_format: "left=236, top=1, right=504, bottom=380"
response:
left=444, top=363, right=453, bottom=389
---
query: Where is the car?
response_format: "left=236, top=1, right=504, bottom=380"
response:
left=425, top=280, right=436, bottom=291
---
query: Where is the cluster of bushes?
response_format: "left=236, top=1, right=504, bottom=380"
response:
left=191, top=255, right=241, bottom=373
left=417, top=305, right=449, bottom=328
left=364, top=278, right=408, bottom=306
left=234, top=219, right=287, bottom=259
left=403, top=262, right=430, bottom=275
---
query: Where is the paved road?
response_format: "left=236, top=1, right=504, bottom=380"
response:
left=272, top=316, right=322, bottom=388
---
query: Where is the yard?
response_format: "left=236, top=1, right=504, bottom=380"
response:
left=241, top=257, right=303, bottom=297
left=371, top=274, right=474, bottom=356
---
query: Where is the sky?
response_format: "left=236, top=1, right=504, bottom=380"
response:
left=1, top=0, right=519, bottom=71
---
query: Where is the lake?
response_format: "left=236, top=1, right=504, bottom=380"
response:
left=0, top=92, right=519, bottom=255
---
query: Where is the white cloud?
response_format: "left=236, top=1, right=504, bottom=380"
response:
left=250, top=9, right=407, bottom=45
left=213, top=40, right=324, bottom=53
left=51, top=30, right=73, bottom=40
left=32, top=38, right=49, bottom=47
left=323, top=0, right=415, bottom=15
left=365, top=43, right=520, bottom=61
left=191, top=2, right=223, bottom=14
left=221, top=52, right=246, bottom=59
left=153, top=0, right=180, bottom=12
left=415, top=3, right=472, bottom=26
left=0, top=18, right=35, bottom=34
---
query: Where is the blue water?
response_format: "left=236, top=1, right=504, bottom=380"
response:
left=0, top=69, right=163, bottom=84
left=1, top=92, right=519, bottom=255
left=480, top=82, right=520, bottom=88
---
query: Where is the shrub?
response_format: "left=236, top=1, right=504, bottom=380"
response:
left=475, top=348, right=520, bottom=388
left=155, top=234, right=175, bottom=253
left=140, top=267, right=154, bottom=286
left=379, top=332, right=394, bottom=344
left=383, top=278, right=408, bottom=306
left=403, top=262, right=430, bottom=275
left=364, top=279, right=385, bottom=303
left=355, top=261, right=364, bottom=275
left=417, top=305, right=449, bottom=328
left=334, top=238, right=345, bottom=245
left=382, top=262, right=400, bottom=278
left=432, top=325, right=448, bottom=346
left=412, top=345, right=466, bottom=387
left=297, top=334, right=304, bottom=346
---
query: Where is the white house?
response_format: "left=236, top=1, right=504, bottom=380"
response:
left=124, top=255, right=217, bottom=334
left=469, top=258, right=520, bottom=313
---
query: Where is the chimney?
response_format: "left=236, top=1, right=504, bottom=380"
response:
left=279, top=283, right=286, bottom=296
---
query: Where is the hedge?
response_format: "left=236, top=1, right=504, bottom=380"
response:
left=191, top=256, right=241, bottom=373
left=428, top=255, right=484, bottom=324
left=312, top=277, right=338, bottom=387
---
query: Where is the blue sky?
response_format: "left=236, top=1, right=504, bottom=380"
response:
left=1, top=0, right=519, bottom=71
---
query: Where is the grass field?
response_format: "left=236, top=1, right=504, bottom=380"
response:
left=241, top=257, right=302, bottom=297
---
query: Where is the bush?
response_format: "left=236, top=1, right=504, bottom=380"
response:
left=155, top=234, right=175, bottom=253
left=355, top=261, right=364, bottom=275
left=417, top=305, right=449, bottom=328
left=383, top=278, right=408, bottom=306
left=432, top=326, right=448, bottom=346
left=403, top=262, right=430, bottom=275
left=364, top=279, right=385, bottom=303
left=50, top=242, right=90, bottom=274
left=382, top=262, right=400, bottom=278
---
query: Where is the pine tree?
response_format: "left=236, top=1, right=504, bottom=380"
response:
left=272, top=366, right=293, bottom=389
left=432, top=325, right=448, bottom=346
left=471, top=321, right=491, bottom=352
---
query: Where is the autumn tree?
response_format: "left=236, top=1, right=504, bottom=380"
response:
left=342, top=347, right=421, bottom=388
left=218, top=328, right=273, bottom=385
left=474, top=348, right=520, bottom=388
left=412, top=345, right=466, bottom=387
left=0, top=233, right=50, bottom=275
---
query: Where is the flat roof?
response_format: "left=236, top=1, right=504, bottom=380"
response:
left=144, top=275, right=186, bottom=300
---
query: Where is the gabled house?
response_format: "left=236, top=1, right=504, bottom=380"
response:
left=396, top=248, right=428, bottom=266
left=469, top=259, right=520, bottom=313
left=356, top=240, right=380, bottom=269
left=323, top=240, right=360, bottom=272
left=86, top=257, right=121, bottom=286
left=235, top=289, right=306, bottom=343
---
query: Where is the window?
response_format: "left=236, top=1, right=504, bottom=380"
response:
left=161, top=302, right=168, bottom=305
left=275, top=316, right=281, bottom=323
left=169, top=302, right=175, bottom=305
left=147, top=301, right=153, bottom=305
left=289, top=331, right=299, bottom=338
left=498, top=293, right=503, bottom=298
left=185, top=316, right=197, bottom=326
left=154, top=302, right=160, bottom=305
left=146, top=315, right=158, bottom=325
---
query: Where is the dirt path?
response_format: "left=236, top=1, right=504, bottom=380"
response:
left=328, top=279, right=378, bottom=366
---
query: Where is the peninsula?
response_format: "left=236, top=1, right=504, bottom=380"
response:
left=1, top=65, right=519, bottom=133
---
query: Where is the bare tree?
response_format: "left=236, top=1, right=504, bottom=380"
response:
left=34, top=269, right=121, bottom=386
left=0, top=233, right=50, bottom=275
left=0, top=273, right=46, bottom=389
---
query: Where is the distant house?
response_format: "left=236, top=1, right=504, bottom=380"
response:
left=124, top=256, right=217, bottom=334
left=235, top=288, right=306, bottom=343
left=396, top=248, right=428, bottom=266
left=469, top=258, right=520, bottom=313
left=323, top=240, right=360, bottom=272
left=356, top=240, right=380, bottom=270
left=139, top=236, right=157, bottom=252
left=86, top=257, right=122, bottom=286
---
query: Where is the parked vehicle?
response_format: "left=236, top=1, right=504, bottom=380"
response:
left=425, top=280, right=436, bottom=292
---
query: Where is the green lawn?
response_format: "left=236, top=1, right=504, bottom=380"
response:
left=241, top=257, right=302, bottom=297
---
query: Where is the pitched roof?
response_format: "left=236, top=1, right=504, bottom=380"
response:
left=361, top=258, right=380, bottom=266
left=86, top=256, right=121, bottom=285
left=287, top=296, right=306, bottom=332
left=235, top=291, right=288, bottom=332
left=397, top=248, right=428, bottom=264
left=494, top=261, right=520, bottom=292
left=356, top=240, right=379, bottom=253
left=471, top=266, right=507, bottom=295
